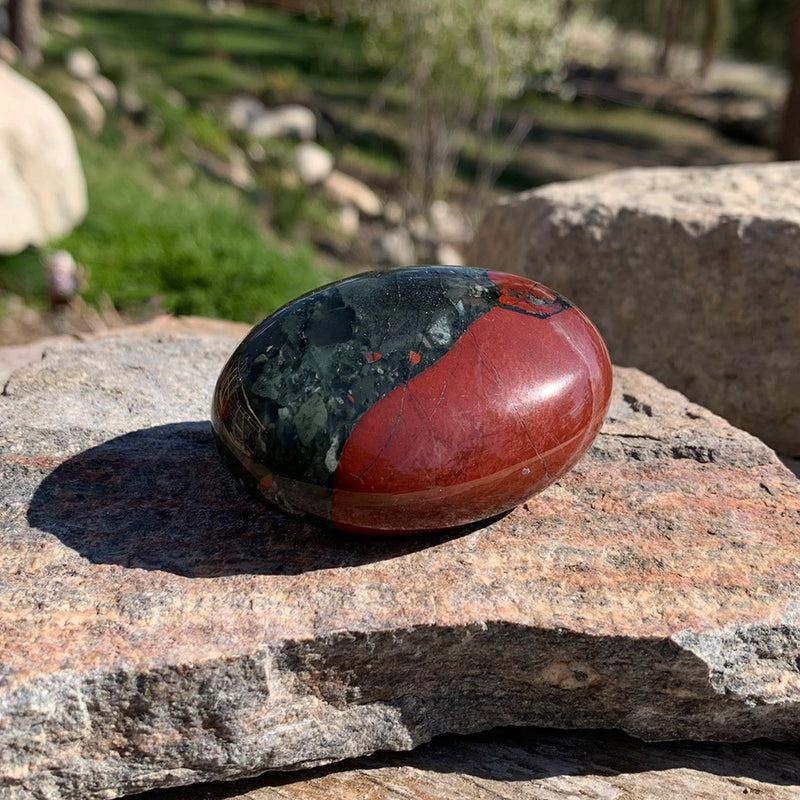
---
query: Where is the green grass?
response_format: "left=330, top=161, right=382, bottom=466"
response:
left=2, top=0, right=361, bottom=323
left=6, top=0, right=764, bottom=329
left=49, top=135, right=340, bottom=322
left=523, top=95, right=725, bottom=148
left=0, top=249, right=47, bottom=307
left=43, top=0, right=374, bottom=104
left=181, top=108, right=232, bottom=158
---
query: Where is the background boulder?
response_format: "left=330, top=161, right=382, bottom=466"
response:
left=0, top=64, right=87, bottom=254
left=295, top=141, right=333, bottom=185
left=470, top=163, right=800, bottom=456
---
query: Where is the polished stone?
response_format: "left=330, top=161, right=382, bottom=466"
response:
left=212, top=267, right=612, bottom=533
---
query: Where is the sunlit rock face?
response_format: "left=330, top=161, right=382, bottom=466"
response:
left=3, top=333, right=800, bottom=800
left=212, top=266, right=612, bottom=534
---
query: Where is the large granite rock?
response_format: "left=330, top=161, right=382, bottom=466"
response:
left=469, top=162, right=800, bottom=456
left=0, top=63, right=87, bottom=254
left=1, top=333, right=799, bottom=800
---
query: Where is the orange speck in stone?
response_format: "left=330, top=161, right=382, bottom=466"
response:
left=498, top=292, right=538, bottom=314
left=259, top=474, right=273, bottom=491
left=409, top=350, right=421, bottom=366
left=365, top=352, right=382, bottom=363
left=347, top=393, right=355, bottom=403
left=489, top=271, right=557, bottom=303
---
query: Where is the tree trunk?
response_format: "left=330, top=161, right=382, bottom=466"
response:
left=777, top=2, right=800, bottom=160
left=656, top=0, right=688, bottom=77
left=698, top=0, right=719, bottom=81
left=8, top=0, right=42, bottom=70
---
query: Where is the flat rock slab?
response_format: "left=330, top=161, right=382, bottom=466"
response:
left=1, top=334, right=799, bottom=800
left=142, top=727, right=800, bottom=800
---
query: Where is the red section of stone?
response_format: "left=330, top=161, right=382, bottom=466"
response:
left=333, top=305, right=612, bottom=533
left=365, top=352, right=382, bottom=363
left=488, top=270, right=561, bottom=314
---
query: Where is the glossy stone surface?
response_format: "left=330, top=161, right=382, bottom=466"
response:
left=212, top=267, right=612, bottom=533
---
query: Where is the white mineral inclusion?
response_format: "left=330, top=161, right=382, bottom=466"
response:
left=427, top=315, right=452, bottom=346
left=324, top=435, right=340, bottom=473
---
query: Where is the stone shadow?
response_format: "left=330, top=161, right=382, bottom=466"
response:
left=28, top=422, right=486, bottom=578
left=135, top=727, right=800, bottom=799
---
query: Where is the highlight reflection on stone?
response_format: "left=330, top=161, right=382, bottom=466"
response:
left=212, top=266, right=612, bottom=533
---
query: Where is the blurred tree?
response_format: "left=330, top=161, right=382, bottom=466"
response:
left=727, top=0, right=796, bottom=65
left=655, top=0, right=689, bottom=76
left=599, top=0, right=794, bottom=71
left=595, top=0, right=660, bottom=34
left=348, top=0, right=584, bottom=214
left=777, top=2, right=800, bottom=160
left=8, top=0, right=42, bottom=69
left=698, top=0, right=720, bottom=80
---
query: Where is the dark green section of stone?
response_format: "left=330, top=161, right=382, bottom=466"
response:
left=236, top=267, right=503, bottom=488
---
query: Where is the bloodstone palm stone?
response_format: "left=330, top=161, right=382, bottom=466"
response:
left=212, top=266, right=612, bottom=533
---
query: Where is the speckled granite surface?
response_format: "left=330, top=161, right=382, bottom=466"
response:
left=1, top=333, right=799, bottom=799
